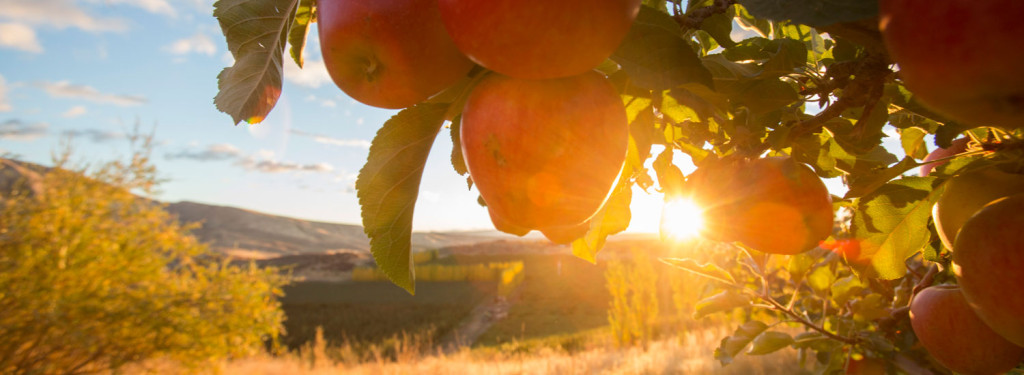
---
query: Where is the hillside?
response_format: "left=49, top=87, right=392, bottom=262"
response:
left=0, top=158, right=515, bottom=260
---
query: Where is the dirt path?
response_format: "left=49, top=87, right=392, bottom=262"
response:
left=438, top=294, right=514, bottom=354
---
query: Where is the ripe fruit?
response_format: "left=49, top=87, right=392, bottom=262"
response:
left=460, top=71, right=628, bottom=243
left=909, top=285, right=1024, bottom=375
left=919, top=138, right=970, bottom=177
left=953, top=194, right=1024, bottom=348
left=933, top=168, right=1024, bottom=249
left=318, top=0, right=474, bottom=109
left=437, top=0, right=642, bottom=80
left=685, top=157, right=833, bottom=255
left=879, top=0, right=1024, bottom=129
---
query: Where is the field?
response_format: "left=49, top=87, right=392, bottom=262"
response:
left=279, top=281, right=493, bottom=350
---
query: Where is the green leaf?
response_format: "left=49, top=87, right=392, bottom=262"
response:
left=715, top=320, right=768, bottom=365
left=572, top=181, right=632, bottom=263
left=287, top=0, right=314, bottom=68
left=787, top=253, right=816, bottom=284
left=611, top=5, right=713, bottom=90
left=449, top=115, right=467, bottom=176
left=738, top=0, right=878, bottom=27
left=852, top=177, right=944, bottom=279
left=661, top=258, right=737, bottom=285
left=694, top=290, right=751, bottom=319
left=747, top=331, right=794, bottom=355
left=899, top=127, right=929, bottom=160
left=733, top=79, right=799, bottom=115
left=213, top=0, right=299, bottom=124
left=807, top=266, right=835, bottom=293
left=830, top=275, right=866, bottom=306
left=356, top=104, right=449, bottom=294
left=844, top=157, right=919, bottom=199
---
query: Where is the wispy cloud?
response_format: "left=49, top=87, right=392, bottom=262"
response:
left=165, top=143, right=243, bottom=161
left=283, top=58, right=333, bottom=88
left=87, top=0, right=176, bottom=17
left=35, top=81, right=146, bottom=106
left=237, top=158, right=333, bottom=173
left=165, top=33, right=215, bottom=56
left=0, top=74, right=11, bottom=112
left=0, top=0, right=128, bottom=32
left=61, top=105, right=87, bottom=118
left=0, top=22, right=42, bottom=53
left=0, top=119, right=47, bottom=141
left=62, top=128, right=125, bottom=143
left=290, top=129, right=370, bottom=148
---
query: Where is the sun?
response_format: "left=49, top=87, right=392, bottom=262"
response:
left=660, top=198, right=705, bottom=241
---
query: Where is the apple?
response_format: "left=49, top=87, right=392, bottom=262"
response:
left=933, top=168, right=1024, bottom=249
left=318, top=0, right=474, bottom=109
left=953, top=194, right=1024, bottom=348
left=437, top=0, right=642, bottom=80
left=879, top=0, right=1024, bottom=129
left=919, top=138, right=970, bottom=177
left=460, top=71, right=628, bottom=243
left=684, top=157, right=833, bottom=255
left=909, top=285, right=1024, bottom=375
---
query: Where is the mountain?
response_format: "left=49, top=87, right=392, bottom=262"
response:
left=0, top=158, right=515, bottom=260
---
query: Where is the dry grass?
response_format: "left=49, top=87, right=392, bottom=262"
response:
left=131, top=326, right=803, bottom=375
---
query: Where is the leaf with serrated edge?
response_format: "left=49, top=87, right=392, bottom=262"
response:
left=852, top=177, right=943, bottom=279
left=287, top=0, right=314, bottom=68
left=747, top=331, right=794, bottom=355
left=662, top=258, right=737, bottom=285
left=694, top=290, right=752, bottom=319
left=356, top=104, right=449, bottom=294
left=715, top=320, right=768, bottom=365
left=214, top=0, right=298, bottom=124
left=611, top=5, right=713, bottom=90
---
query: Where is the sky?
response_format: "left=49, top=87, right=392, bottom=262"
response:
left=0, top=0, right=907, bottom=234
left=0, top=0, right=687, bottom=233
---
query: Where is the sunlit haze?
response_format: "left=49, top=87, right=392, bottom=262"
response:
left=659, top=198, right=704, bottom=241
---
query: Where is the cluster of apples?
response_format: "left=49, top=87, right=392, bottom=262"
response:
left=317, top=0, right=642, bottom=243
left=907, top=142, right=1024, bottom=375
left=881, top=0, right=1024, bottom=372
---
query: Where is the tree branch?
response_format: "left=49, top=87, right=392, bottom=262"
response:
left=674, top=0, right=737, bottom=31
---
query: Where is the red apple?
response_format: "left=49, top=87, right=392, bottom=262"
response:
left=684, top=157, right=833, bottom=255
left=437, top=0, right=642, bottom=80
left=932, top=168, right=1024, bottom=249
left=909, top=285, right=1024, bottom=375
left=879, top=0, right=1024, bottom=129
left=318, top=0, right=474, bottom=109
left=919, top=138, right=970, bottom=177
left=954, top=194, right=1024, bottom=348
left=460, top=71, right=628, bottom=243
left=845, top=357, right=887, bottom=375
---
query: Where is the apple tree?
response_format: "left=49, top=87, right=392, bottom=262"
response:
left=212, top=0, right=1024, bottom=373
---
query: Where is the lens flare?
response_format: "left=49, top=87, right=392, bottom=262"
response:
left=660, top=198, right=704, bottom=241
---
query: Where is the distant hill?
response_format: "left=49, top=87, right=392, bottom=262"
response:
left=0, top=158, right=517, bottom=260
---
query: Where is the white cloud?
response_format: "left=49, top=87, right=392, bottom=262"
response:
left=61, top=105, right=87, bottom=118
left=91, top=0, right=176, bottom=17
left=0, top=0, right=128, bottom=32
left=35, top=81, right=146, bottom=106
left=0, top=119, right=47, bottom=141
left=0, top=22, right=42, bottom=53
left=237, top=158, right=334, bottom=173
left=0, top=74, right=11, bottom=112
left=166, top=143, right=243, bottom=161
left=289, top=129, right=370, bottom=148
left=165, top=33, right=215, bottom=56
left=283, top=58, right=332, bottom=88
left=62, top=128, right=125, bottom=142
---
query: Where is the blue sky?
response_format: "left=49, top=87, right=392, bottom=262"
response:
left=0, top=1, right=910, bottom=234
left=0, top=0, right=687, bottom=233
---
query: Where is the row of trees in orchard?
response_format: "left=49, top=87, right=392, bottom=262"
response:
left=213, top=0, right=1024, bottom=373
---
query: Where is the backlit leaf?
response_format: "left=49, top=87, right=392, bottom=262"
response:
left=715, top=320, right=768, bottom=365
left=661, top=258, right=737, bottom=285
left=214, top=0, right=299, bottom=124
left=747, top=331, right=794, bottom=355
left=356, top=104, right=449, bottom=294
left=695, top=290, right=751, bottom=319
left=287, top=0, right=314, bottom=68
left=612, top=6, right=713, bottom=90
left=852, top=177, right=943, bottom=279
left=738, top=0, right=878, bottom=27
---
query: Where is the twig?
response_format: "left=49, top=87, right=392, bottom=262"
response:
left=758, top=293, right=861, bottom=344
left=674, top=0, right=737, bottom=31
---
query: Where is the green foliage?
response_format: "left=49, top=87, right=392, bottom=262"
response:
left=0, top=148, right=285, bottom=374
left=606, top=249, right=660, bottom=348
